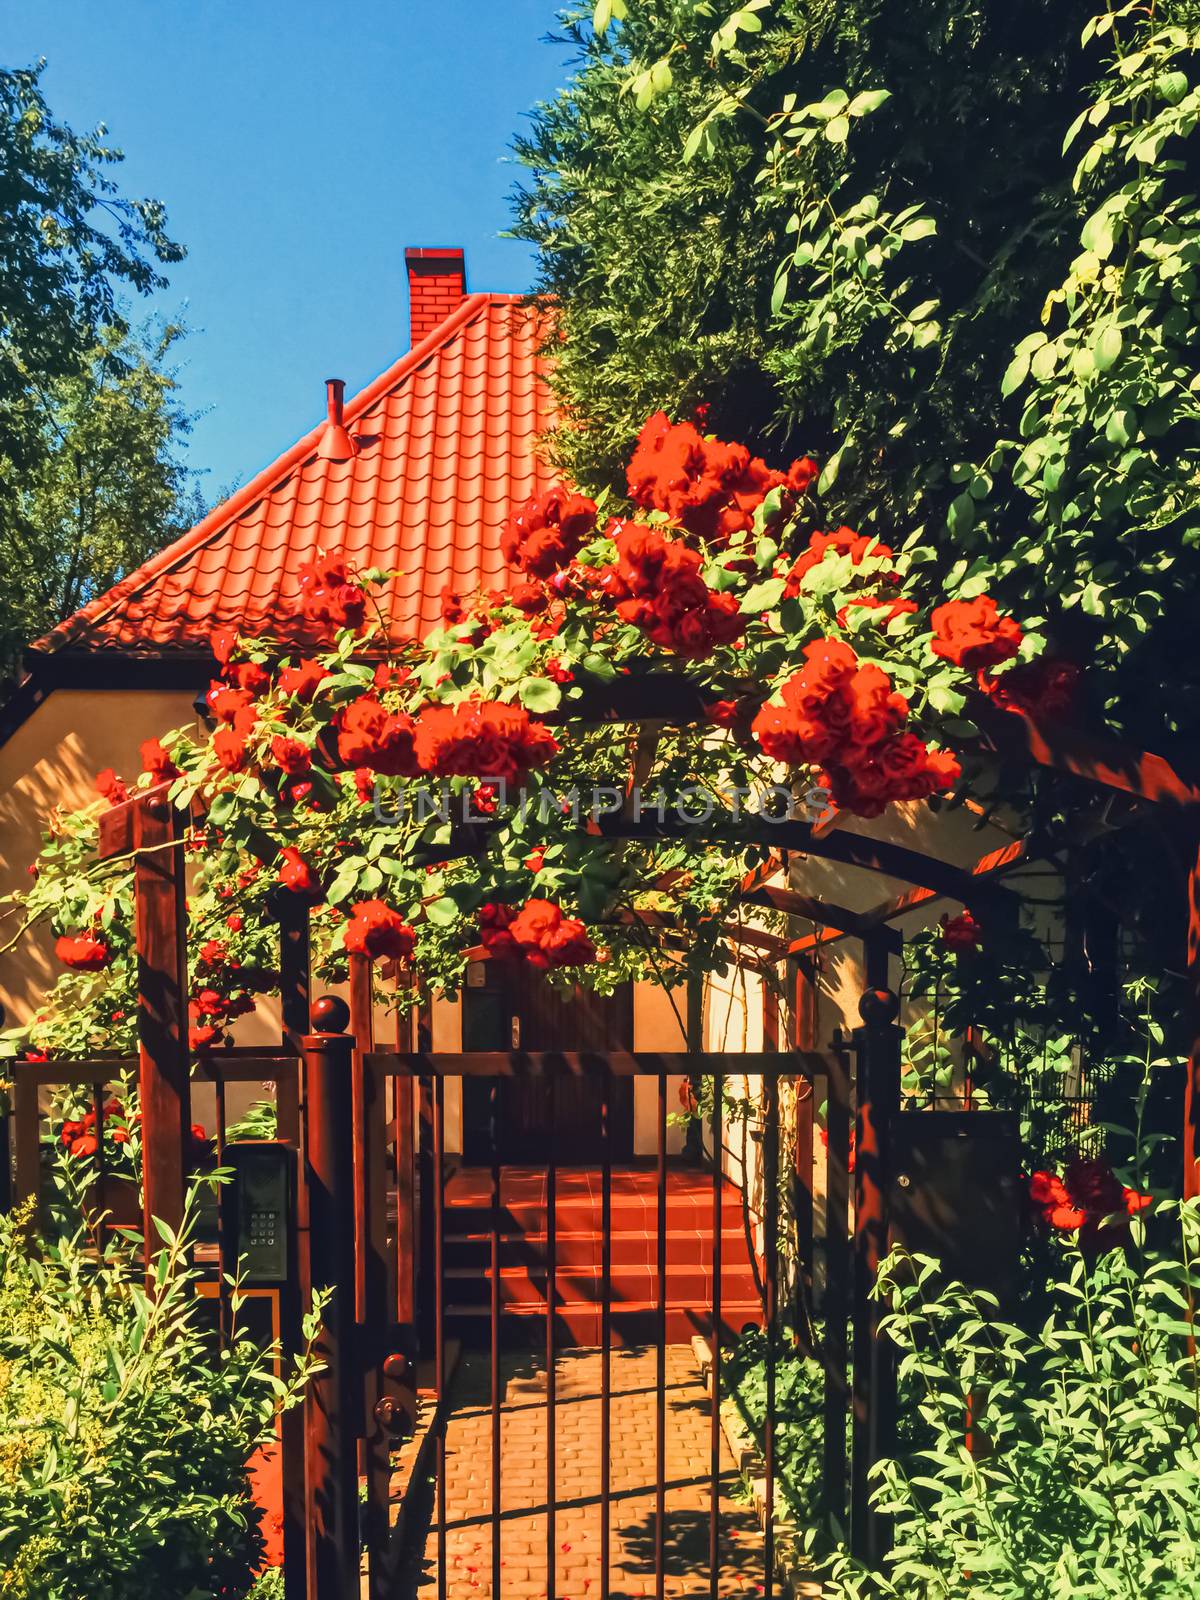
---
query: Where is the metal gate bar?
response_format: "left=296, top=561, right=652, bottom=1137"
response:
left=709, top=1071, right=723, bottom=1600
left=600, top=1070, right=613, bottom=1598
left=546, top=1104, right=558, bottom=1600
left=434, top=1074, right=447, bottom=1600
left=490, top=1080, right=502, bottom=1598
left=368, top=1047, right=853, bottom=1600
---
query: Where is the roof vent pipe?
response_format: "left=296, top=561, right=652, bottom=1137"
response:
left=317, top=377, right=359, bottom=462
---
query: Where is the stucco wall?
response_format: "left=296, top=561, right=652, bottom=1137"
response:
left=0, top=689, right=202, bottom=1027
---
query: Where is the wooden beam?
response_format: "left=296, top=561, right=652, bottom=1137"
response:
left=981, top=704, right=1200, bottom=809
left=133, top=789, right=191, bottom=1239
left=786, top=836, right=1029, bottom=955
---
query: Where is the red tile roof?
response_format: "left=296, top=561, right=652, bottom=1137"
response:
left=35, top=293, right=556, bottom=658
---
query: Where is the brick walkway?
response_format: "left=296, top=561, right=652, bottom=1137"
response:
left=399, top=1345, right=764, bottom=1599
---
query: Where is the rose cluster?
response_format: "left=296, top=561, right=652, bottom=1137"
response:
left=783, top=525, right=896, bottom=596
left=479, top=898, right=596, bottom=970
left=412, top=700, right=560, bottom=785
left=342, top=899, right=416, bottom=962
left=501, top=485, right=599, bottom=577
left=627, top=412, right=817, bottom=544
left=337, top=696, right=419, bottom=776
left=930, top=597, right=1023, bottom=672
left=752, top=639, right=960, bottom=817
left=297, top=550, right=367, bottom=633
left=60, top=1099, right=131, bottom=1159
left=604, top=523, right=744, bottom=659
left=55, top=931, right=112, bottom=972
left=1029, top=1157, right=1151, bottom=1254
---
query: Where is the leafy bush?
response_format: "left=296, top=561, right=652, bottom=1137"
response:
left=0, top=1200, right=317, bottom=1600
left=819, top=1202, right=1200, bottom=1598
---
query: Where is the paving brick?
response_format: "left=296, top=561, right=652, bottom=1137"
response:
left=396, top=1345, right=764, bottom=1598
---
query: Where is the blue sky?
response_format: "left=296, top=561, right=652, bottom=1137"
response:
left=7, top=1, right=575, bottom=500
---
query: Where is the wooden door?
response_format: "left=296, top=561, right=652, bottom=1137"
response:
left=461, top=963, right=634, bottom=1163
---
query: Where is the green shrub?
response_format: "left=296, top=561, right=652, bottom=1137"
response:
left=820, top=1201, right=1200, bottom=1598
left=0, top=1200, right=317, bottom=1600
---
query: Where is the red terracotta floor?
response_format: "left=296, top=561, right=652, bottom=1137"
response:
left=398, top=1345, right=765, bottom=1599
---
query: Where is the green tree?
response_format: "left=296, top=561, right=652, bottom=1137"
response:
left=512, top=0, right=1092, bottom=519
left=1, top=320, right=203, bottom=669
left=0, top=61, right=190, bottom=673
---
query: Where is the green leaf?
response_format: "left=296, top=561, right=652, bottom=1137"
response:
left=1081, top=208, right=1114, bottom=260
left=1094, top=323, right=1123, bottom=370
left=946, top=492, right=976, bottom=537
left=847, top=88, right=891, bottom=117
left=518, top=677, right=562, bottom=714
left=1105, top=408, right=1135, bottom=446
left=1001, top=351, right=1030, bottom=397
left=825, top=116, right=850, bottom=145
left=900, top=216, right=936, bottom=243
left=1158, top=69, right=1189, bottom=105
left=927, top=681, right=967, bottom=715
left=425, top=896, right=460, bottom=928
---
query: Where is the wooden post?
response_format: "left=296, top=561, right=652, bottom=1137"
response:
left=851, top=937, right=900, bottom=1568
left=416, top=996, right=436, bottom=1351
left=395, top=1001, right=417, bottom=1328
left=348, top=953, right=393, bottom=1597
left=132, top=787, right=190, bottom=1242
left=275, top=893, right=310, bottom=1600
left=302, top=999, right=360, bottom=1600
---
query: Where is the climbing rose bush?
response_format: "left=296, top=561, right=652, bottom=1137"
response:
left=3, top=411, right=1037, bottom=1061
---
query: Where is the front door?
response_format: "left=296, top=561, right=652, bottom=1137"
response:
left=461, top=962, right=634, bottom=1163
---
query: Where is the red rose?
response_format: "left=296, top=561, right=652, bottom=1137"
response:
left=353, top=767, right=376, bottom=805
left=511, top=580, right=549, bottom=616
left=479, top=902, right=520, bottom=960
left=278, top=658, right=331, bottom=702
left=206, top=683, right=257, bottom=726
left=337, top=696, right=419, bottom=777
left=343, top=899, right=416, bottom=962
left=277, top=846, right=322, bottom=901
left=225, top=914, right=244, bottom=932
left=225, top=661, right=271, bottom=694
left=211, top=627, right=239, bottom=665
left=837, top=595, right=919, bottom=629
left=95, top=769, right=128, bottom=805
left=502, top=485, right=598, bottom=577
left=140, top=738, right=179, bottom=782
left=413, top=700, right=559, bottom=783
left=930, top=597, right=1023, bottom=671
left=939, top=909, right=981, bottom=953
left=509, top=898, right=596, bottom=970
left=55, top=932, right=111, bottom=971
left=297, top=550, right=367, bottom=632
left=212, top=727, right=249, bottom=773
left=271, top=735, right=313, bottom=776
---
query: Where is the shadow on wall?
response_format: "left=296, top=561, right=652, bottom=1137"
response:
left=0, top=689, right=201, bottom=1024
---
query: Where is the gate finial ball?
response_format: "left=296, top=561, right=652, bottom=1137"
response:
left=311, top=994, right=351, bottom=1035
left=859, top=987, right=899, bottom=1025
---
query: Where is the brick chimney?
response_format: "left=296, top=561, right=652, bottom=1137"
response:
left=405, top=247, right=466, bottom=345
